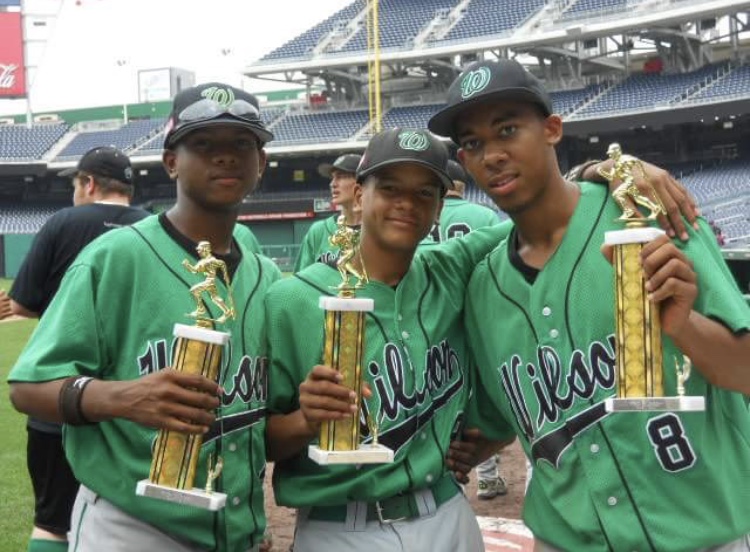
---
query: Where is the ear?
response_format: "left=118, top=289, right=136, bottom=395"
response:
left=84, top=175, right=97, bottom=196
left=543, top=114, right=563, bottom=146
left=353, top=183, right=364, bottom=213
left=162, top=150, right=178, bottom=180
left=257, top=148, right=268, bottom=178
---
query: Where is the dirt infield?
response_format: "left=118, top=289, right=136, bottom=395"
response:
left=263, top=440, right=528, bottom=550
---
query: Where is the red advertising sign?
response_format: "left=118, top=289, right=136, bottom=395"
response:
left=0, top=12, right=26, bottom=98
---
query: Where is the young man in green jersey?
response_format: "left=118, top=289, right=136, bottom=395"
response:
left=265, top=128, right=509, bottom=552
left=9, top=82, right=280, bottom=552
left=294, top=154, right=362, bottom=271
left=428, top=58, right=750, bottom=551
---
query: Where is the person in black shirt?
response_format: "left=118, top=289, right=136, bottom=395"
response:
left=9, top=146, right=149, bottom=552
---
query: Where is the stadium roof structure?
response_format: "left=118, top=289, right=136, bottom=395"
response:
left=243, top=0, right=750, bottom=99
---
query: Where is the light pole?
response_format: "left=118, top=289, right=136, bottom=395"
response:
left=116, top=59, right=128, bottom=124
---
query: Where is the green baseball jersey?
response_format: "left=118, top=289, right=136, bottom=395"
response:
left=465, top=182, right=750, bottom=551
left=234, top=223, right=262, bottom=255
left=294, top=215, right=341, bottom=272
left=265, top=225, right=507, bottom=508
left=438, top=198, right=500, bottom=241
left=9, top=216, right=281, bottom=552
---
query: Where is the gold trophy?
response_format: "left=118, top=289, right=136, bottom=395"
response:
left=308, top=216, right=394, bottom=465
left=599, top=144, right=704, bottom=412
left=136, top=241, right=235, bottom=510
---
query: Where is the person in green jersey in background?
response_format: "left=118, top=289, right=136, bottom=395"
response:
left=440, top=160, right=501, bottom=240
left=8, top=82, right=280, bottom=552
left=294, top=154, right=362, bottom=271
left=429, top=58, right=750, bottom=551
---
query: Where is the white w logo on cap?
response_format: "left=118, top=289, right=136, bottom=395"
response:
left=460, top=67, right=491, bottom=99
left=398, top=131, right=429, bottom=151
left=200, top=86, right=236, bottom=107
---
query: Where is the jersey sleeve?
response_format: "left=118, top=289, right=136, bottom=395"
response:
left=264, top=277, right=325, bottom=414
left=462, top=258, right=517, bottom=442
left=293, top=222, right=324, bottom=272
left=682, top=219, right=750, bottom=332
left=234, top=224, right=263, bottom=255
left=464, top=374, right=517, bottom=442
left=422, top=220, right=512, bottom=285
left=8, top=262, right=106, bottom=383
left=9, top=220, right=58, bottom=313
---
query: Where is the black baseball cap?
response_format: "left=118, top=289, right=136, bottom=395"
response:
left=446, top=160, right=468, bottom=184
left=59, top=146, right=134, bottom=185
left=317, top=154, right=362, bottom=178
left=163, top=82, right=274, bottom=148
left=356, top=128, right=452, bottom=191
left=428, top=59, right=553, bottom=142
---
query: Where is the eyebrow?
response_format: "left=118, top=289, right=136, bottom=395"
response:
left=456, top=109, right=521, bottom=140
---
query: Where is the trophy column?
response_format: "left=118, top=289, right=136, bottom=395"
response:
left=136, top=325, right=229, bottom=510
left=599, top=144, right=705, bottom=413
left=136, top=241, right=235, bottom=510
left=308, top=216, right=394, bottom=465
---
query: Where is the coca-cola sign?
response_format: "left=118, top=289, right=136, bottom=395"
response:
left=0, top=12, right=26, bottom=97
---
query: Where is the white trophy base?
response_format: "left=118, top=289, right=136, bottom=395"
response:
left=605, top=396, right=705, bottom=412
left=173, top=323, right=231, bottom=345
left=136, top=480, right=227, bottom=510
left=604, top=226, right=666, bottom=246
left=319, top=296, right=374, bottom=312
left=308, top=444, right=394, bottom=465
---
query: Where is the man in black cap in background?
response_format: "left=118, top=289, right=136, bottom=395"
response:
left=294, top=153, right=362, bottom=271
left=9, top=145, right=148, bottom=552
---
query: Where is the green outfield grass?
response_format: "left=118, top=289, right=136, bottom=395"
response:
left=0, top=303, right=37, bottom=552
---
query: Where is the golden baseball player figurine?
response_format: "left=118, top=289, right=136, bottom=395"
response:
left=136, top=241, right=235, bottom=509
left=599, top=142, right=666, bottom=221
left=330, top=214, right=368, bottom=293
left=601, top=144, right=704, bottom=412
left=309, top=221, right=393, bottom=465
left=183, top=241, right=235, bottom=325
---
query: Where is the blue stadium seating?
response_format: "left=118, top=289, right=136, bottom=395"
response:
left=441, top=0, right=545, bottom=42
left=563, top=0, right=627, bottom=18
left=550, top=86, right=602, bottom=116
left=574, top=65, right=721, bottom=118
left=681, top=159, right=750, bottom=205
left=381, top=104, right=444, bottom=130
left=57, top=118, right=166, bottom=158
left=271, top=109, right=369, bottom=144
left=0, top=204, right=60, bottom=234
left=0, top=123, right=68, bottom=161
left=687, top=64, right=750, bottom=103
left=261, top=1, right=364, bottom=61
left=340, top=0, right=455, bottom=53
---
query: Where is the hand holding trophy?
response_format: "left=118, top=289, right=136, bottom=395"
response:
left=308, top=217, right=394, bottom=465
left=600, top=144, right=705, bottom=412
left=136, top=241, right=234, bottom=509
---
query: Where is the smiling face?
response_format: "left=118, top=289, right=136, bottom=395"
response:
left=356, top=163, right=443, bottom=255
left=163, top=125, right=266, bottom=214
left=455, top=99, right=562, bottom=216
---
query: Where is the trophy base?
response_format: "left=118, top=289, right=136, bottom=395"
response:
left=308, top=444, right=394, bottom=465
left=136, top=480, right=226, bottom=511
left=605, top=396, right=705, bottom=412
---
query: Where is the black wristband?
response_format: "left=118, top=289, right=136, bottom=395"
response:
left=566, top=159, right=602, bottom=182
left=58, top=376, right=96, bottom=425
